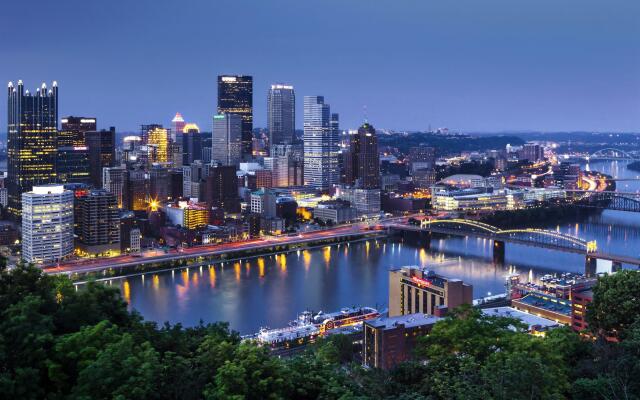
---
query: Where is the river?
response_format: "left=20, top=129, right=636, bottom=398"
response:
left=112, top=160, right=640, bottom=334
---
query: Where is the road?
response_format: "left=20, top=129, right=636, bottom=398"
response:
left=44, top=220, right=401, bottom=276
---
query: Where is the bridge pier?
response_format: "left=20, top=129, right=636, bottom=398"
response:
left=493, top=240, right=505, bottom=265
left=585, top=256, right=597, bottom=278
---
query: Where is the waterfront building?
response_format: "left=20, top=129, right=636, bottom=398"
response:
left=75, top=189, right=120, bottom=257
left=430, top=187, right=513, bottom=212
left=313, top=199, right=357, bottom=224
left=203, top=165, right=240, bottom=213
left=267, top=84, right=295, bottom=146
left=363, top=314, right=441, bottom=370
left=21, top=185, right=74, bottom=264
left=344, top=122, right=380, bottom=189
left=212, top=113, right=243, bottom=166
left=511, top=293, right=572, bottom=325
left=102, top=167, right=126, bottom=208
left=335, top=186, right=381, bottom=214
left=7, top=80, right=58, bottom=218
left=388, top=265, right=473, bottom=317
left=86, top=127, right=116, bottom=187
left=217, top=75, right=253, bottom=159
left=303, top=96, right=340, bottom=190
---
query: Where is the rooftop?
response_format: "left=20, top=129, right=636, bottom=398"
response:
left=482, top=307, right=560, bottom=330
left=513, top=294, right=572, bottom=316
left=366, top=313, right=441, bottom=330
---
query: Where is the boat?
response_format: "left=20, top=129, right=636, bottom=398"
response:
left=312, top=306, right=380, bottom=332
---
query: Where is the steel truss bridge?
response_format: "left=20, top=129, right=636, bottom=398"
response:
left=567, top=190, right=640, bottom=213
left=410, top=219, right=594, bottom=254
left=588, top=148, right=638, bottom=161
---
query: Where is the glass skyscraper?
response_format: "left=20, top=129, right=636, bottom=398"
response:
left=303, top=96, right=340, bottom=190
left=267, top=84, right=295, bottom=148
left=7, top=80, right=59, bottom=218
left=217, top=75, right=253, bottom=160
left=212, top=113, right=243, bottom=167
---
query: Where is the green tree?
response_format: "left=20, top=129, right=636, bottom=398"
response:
left=587, top=270, right=640, bottom=337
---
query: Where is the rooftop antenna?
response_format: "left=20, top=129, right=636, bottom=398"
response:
left=363, top=105, right=368, bottom=123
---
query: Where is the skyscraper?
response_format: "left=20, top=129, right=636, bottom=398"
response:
left=181, top=124, right=202, bottom=166
left=345, top=122, right=380, bottom=189
left=171, top=112, right=186, bottom=142
left=303, top=96, right=339, bottom=190
left=102, top=166, right=126, bottom=208
left=212, top=113, right=243, bottom=166
left=143, top=124, right=170, bottom=164
left=217, top=75, right=253, bottom=159
left=57, top=116, right=95, bottom=185
left=7, top=80, right=58, bottom=218
left=76, top=189, right=120, bottom=257
left=267, top=84, right=295, bottom=148
left=86, top=127, right=116, bottom=188
left=21, top=185, right=74, bottom=264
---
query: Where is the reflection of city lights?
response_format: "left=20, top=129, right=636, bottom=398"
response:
left=258, top=257, right=265, bottom=277
left=122, top=281, right=131, bottom=303
left=303, top=250, right=311, bottom=270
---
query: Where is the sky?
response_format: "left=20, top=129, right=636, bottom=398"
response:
left=1, top=0, right=639, bottom=133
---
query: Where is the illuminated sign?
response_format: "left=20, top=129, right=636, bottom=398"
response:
left=221, top=76, right=237, bottom=82
left=213, top=115, right=225, bottom=120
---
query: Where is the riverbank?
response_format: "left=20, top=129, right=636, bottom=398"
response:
left=480, top=204, right=602, bottom=229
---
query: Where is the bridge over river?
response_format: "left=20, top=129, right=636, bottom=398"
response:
left=387, top=219, right=640, bottom=276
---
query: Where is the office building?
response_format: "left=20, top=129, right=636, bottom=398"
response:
left=60, top=116, right=96, bottom=147
left=102, top=167, right=126, bottom=208
left=217, top=75, right=253, bottom=159
left=76, top=189, right=120, bottom=257
left=409, top=146, right=436, bottom=172
left=171, top=112, right=186, bottom=142
left=313, top=200, right=358, bottom=224
left=345, top=122, right=380, bottom=189
left=303, top=96, right=339, bottom=190
left=363, top=314, right=441, bottom=370
left=21, top=185, right=74, bottom=264
left=212, top=113, right=243, bottom=166
left=264, top=156, right=289, bottom=187
left=7, top=81, right=58, bottom=218
left=520, top=143, right=544, bottom=162
left=86, top=127, right=116, bottom=187
left=143, top=125, right=170, bottom=164
left=203, top=165, right=240, bottom=213
left=335, top=186, right=381, bottom=214
left=267, top=84, right=295, bottom=146
left=149, top=166, right=170, bottom=202
left=388, top=265, right=473, bottom=317
left=181, top=124, right=202, bottom=165
left=125, top=168, right=149, bottom=211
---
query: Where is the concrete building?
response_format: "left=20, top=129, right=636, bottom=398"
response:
left=313, top=200, right=357, bottom=224
left=388, top=265, right=473, bottom=317
left=344, top=122, right=380, bottom=189
left=75, top=189, right=120, bottom=257
left=21, top=185, right=74, bottom=264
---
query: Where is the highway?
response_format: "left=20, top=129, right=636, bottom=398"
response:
left=44, top=221, right=394, bottom=276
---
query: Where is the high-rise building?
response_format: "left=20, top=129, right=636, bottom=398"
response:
left=102, top=167, right=126, bottom=208
left=57, top=116, right=95, bottom=186
left=21, top=185, right=74, bottom=264
left=125, top=168, right=149, bottom=211
left=86, top=127, right=116, bottom=188
left=345, top=122, right=380, bottom=189
left=409, top=146, right=436, bottom=172
left=212, top=113, right=243, bottom=166
left=171, top=112, right=186, bottom=142
left=388, top=265, right=473, bottom=317
left=217, top=75, right=253, bottom=159
left=60, top=116, right=96, bottom=147
left=149, top=165, right=170, bottom=203
left=267, top=84, right=295, bottom=147
left=143, top=125, right=170, bottom=164
left=7, top=81, right=59, bottom=218
left=204, top=165, right=240, bottom=213
left=76, top=189, right=120, bottom=257
left=264, top=156, right=289, bottom=187
left=303, top=96, right=339, bottom=190
left=181, top=124, right=202, bottom=166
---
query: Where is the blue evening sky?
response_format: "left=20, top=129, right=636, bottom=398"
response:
left=1, top=0, right=638, bottom=133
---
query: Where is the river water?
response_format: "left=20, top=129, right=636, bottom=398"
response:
left=113, top=160, right=640, bottom=334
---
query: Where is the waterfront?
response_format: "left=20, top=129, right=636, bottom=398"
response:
left=114, top=160, right=640, bottom=334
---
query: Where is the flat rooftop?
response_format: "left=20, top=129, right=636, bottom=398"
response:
left=513, top=294, right=572, bottom=316
left=365, top=313, right=441, bottom=330
left=482, top=307, right=560, bottom=330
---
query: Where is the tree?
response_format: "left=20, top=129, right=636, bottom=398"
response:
left=587, top=270, right=640, bottom=337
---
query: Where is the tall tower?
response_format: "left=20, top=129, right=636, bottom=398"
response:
left=267, top=84, right=295, bottom=148
left=217, top=75, right=253, bottom=160
left=212, top=113, right=243, bottom=166
left=86, top=128, right=116, bottom=188
left=171, top=112, right=186, bottom=142
left=57, top=116, right=95, bottom=185
left=345, top=122, right=380, bottom=189
left=7, top=80, right=59, bottom=218
left=303, top=96, right=339, bottom=190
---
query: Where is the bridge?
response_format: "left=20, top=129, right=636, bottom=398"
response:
left=588, top=148, right=638, bottom=161
left=387, top=219, right=640, bottom=276
left=567, top=190, right=640, bottom=213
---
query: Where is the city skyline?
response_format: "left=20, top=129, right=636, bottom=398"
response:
left=1, top=0, right=639, bottom=133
